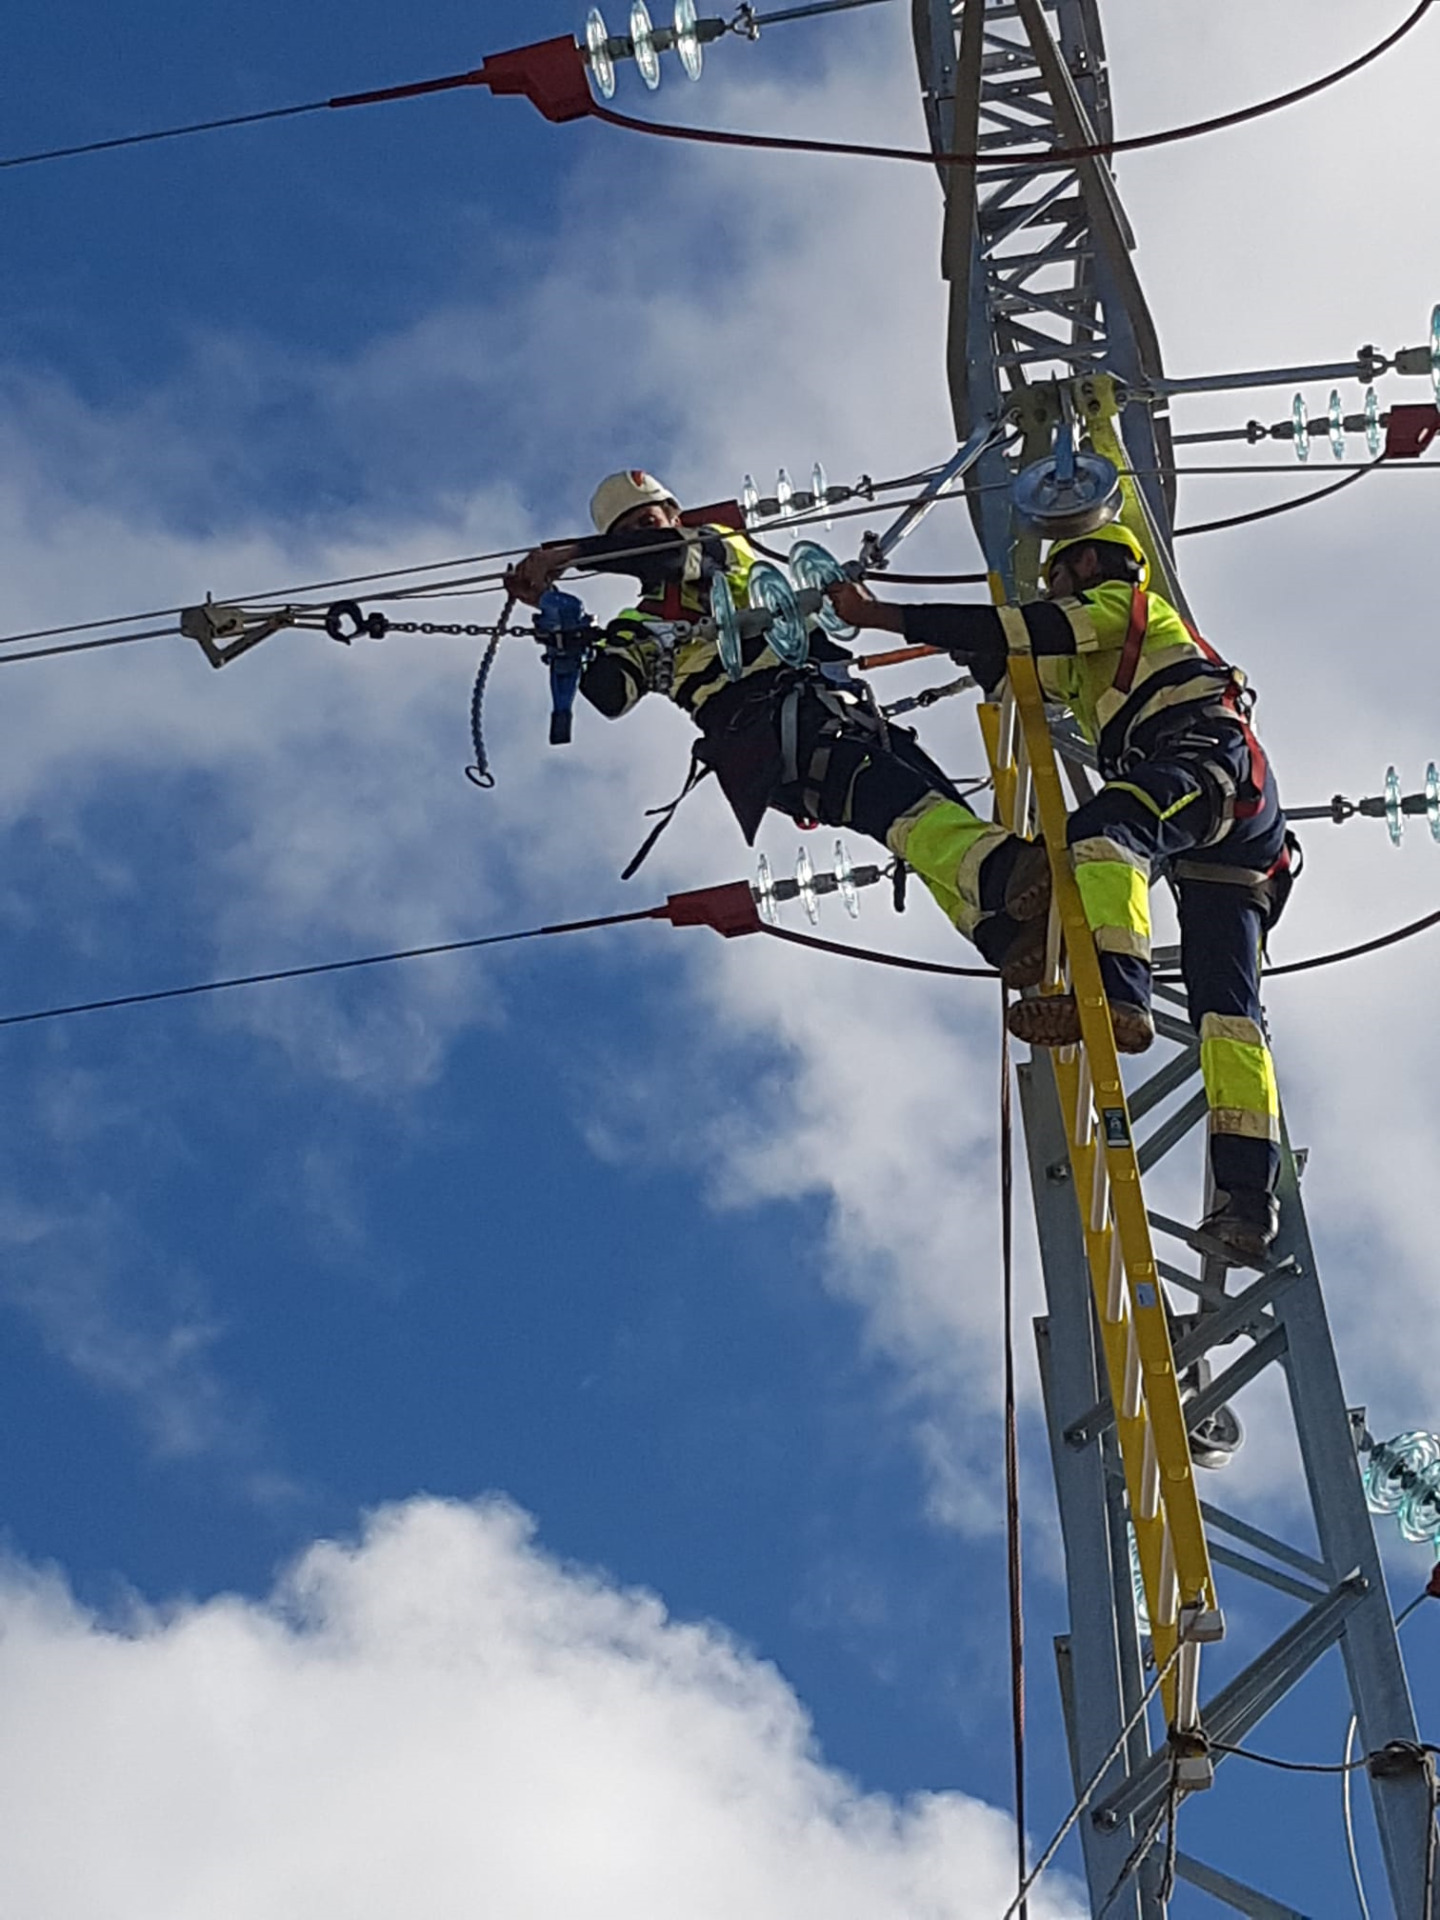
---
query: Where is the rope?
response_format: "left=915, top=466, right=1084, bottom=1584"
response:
left=465, top=594, right=513, bottom=790
left=997, top=1635, right=1187, bottom=1920
left=588, top=1, right=1434, bottom=171
left=999, top=992, right=1028, bottom=1918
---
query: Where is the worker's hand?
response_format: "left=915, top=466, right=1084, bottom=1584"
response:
left=505, top=545, right=579, bottom=608
left=826, top=579, right=903, bottom=634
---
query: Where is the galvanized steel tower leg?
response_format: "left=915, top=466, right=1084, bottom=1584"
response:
left=914, top=2, right=1434, bottom=1913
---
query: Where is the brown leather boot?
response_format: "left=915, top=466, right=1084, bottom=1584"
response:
left=1003, top=839, right=1052, bottom=922
left=994, top=841, right=1053, bottom=989
left=1007, top=991, right=1155, bottom=1055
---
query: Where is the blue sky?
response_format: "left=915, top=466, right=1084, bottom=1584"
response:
left=2, top=3, right=1440, bottom=1915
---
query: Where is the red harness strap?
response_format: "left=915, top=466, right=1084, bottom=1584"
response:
left=1180, top=612, right=1268, bottom=818
left=639, top=581, right=690, bottom=623
left=1113, top=587, right=1149, bottom=695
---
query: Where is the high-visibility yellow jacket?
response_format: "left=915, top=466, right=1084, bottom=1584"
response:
left=578, top=525, right=787, bottom=723
left=901, top=581, right=1244, bottom=776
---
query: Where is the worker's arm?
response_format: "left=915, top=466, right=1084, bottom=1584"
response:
left=579, top=618, right=656, bottom=719
left=507, top=527, right=730, bottom=606
left=828, top=580, right=1082, bottom=694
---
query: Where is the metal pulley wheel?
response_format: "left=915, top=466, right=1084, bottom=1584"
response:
left=1012, top=449, right=1122, bottom=538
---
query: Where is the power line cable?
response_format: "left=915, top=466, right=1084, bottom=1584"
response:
left=587, top=1, right=1433, bottom=170
left=0, top=99, right=332, bottom=172
left=1, top=2, right=1426, bottom=178
left=1175, top=460, right=1379, bottom=539
left=0, top=906, right=670, bottom=1032
left=0, top=469, right=951, bottom=657
left=7, top=883, right=1435, bottom=1036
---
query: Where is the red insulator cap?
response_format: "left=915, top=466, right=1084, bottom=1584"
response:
left=1426, top=1563, right=1440, bottom=1600
left=1383, top=404, right=1440, bottom=461
left=660, top=882, right=763, bottom=940
left=479, top=38, right=595, bottom=124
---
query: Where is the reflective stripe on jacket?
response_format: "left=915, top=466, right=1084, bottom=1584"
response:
left=1038, top=581, right=1237, bottom=754
left=588, top=528, right=783, bottom=721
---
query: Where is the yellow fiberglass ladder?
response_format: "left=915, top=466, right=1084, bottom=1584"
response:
left=978, top=626, right=1223, bottom=1785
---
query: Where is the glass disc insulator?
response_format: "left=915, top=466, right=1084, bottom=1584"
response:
left=811, top=460, right=831, bottom=529
left=1365, top=386, right=1382, bottom=457
left=795, top=846, right=819, bottom=925
left=1328, top=390, right=1345, bottom=461
left=585, top=8, right=617, bottom=97
left=1364, top=1431, right=1440, bottom=1514
left=1430, top=303, right=1440, bottom=404
left=740, top=473, right=759, bottom=519
left=1400, top=1467, right=1440, bottom=1544
left=789, top=539, right=857, bottom=641
left=775, top=467, right=794, bottom=518
left=1427, top=761, right=1440, bottom=842
left=746, top=561, right=809, bottom=668
left=630, top=1, right=661, bottom=87
left=1385, top=765, right=1404, bottom=846
left=710, top=571, right=744, bottom=681
left=834, top=839, right=860, bottom=918
left=754, top=851, right=779, bottom=925
left=674, top=0, right=703, bottom=79
left=1291, top=394, right=1310, bottom=463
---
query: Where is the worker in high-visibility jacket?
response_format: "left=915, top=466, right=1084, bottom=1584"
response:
left=829, top=522, right=1294, bottom=1262
left=505, top=470, right=1001, bottom=887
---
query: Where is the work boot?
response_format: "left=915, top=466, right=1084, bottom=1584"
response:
left=1007, top=991, right=1155, bottom=1055
left=1003, top=838, right=1052, bottom=923
left=980, top=842, right=1052, bottom=990
left=1199, top=1189, right=1279, bottom=1266
left=973, top=843, right=1053, bottom=990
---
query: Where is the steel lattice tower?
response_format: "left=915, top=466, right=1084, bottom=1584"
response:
left=911, top=4, right=1436, bottom=1914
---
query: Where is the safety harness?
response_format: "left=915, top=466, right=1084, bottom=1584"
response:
left=619, top=661, right=891, bottom=879
left=1101, top=586, right=1270, bottom=829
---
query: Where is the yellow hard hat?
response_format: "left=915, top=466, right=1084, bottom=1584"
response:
left=589, top=470, right=679, bottom=535
left=1045, top=522, right=1151, bottom=589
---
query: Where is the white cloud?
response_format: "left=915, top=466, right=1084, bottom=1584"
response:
left=0, top=1496, right=1080, bottom=1920
left=1, top=0, right=1438, bottom=1528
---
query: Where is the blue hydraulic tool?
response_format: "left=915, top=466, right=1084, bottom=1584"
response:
left=534, top=589, right=597, bottom=746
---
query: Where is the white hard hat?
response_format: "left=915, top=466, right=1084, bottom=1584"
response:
left=589, top=470, right=679, bottom=535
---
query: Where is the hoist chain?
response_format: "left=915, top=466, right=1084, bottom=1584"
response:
left=321, top=598, right=528, bottom=643
left=385, top=619, right=532, bottom=638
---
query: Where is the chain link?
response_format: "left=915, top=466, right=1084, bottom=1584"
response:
left=383, top=619, right=531, bottom=638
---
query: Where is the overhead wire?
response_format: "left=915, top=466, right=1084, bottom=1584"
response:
left=586, top=1, right=1433, bottom=170
left=0, top=468, right=951, bottom=660
left=0, top=1, right=1427, bottom=182
left=4, top=883, right=1437, bottom=1035
left=1175, top=459, right=1379, bottom=539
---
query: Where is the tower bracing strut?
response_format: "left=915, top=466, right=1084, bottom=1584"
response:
left=913, top=3, right=1436, bottom=1915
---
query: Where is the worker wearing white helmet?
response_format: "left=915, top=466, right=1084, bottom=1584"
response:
left=504, top=468, right=981, bottom=903
left=830, top=521, right=1294, bottom=1265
